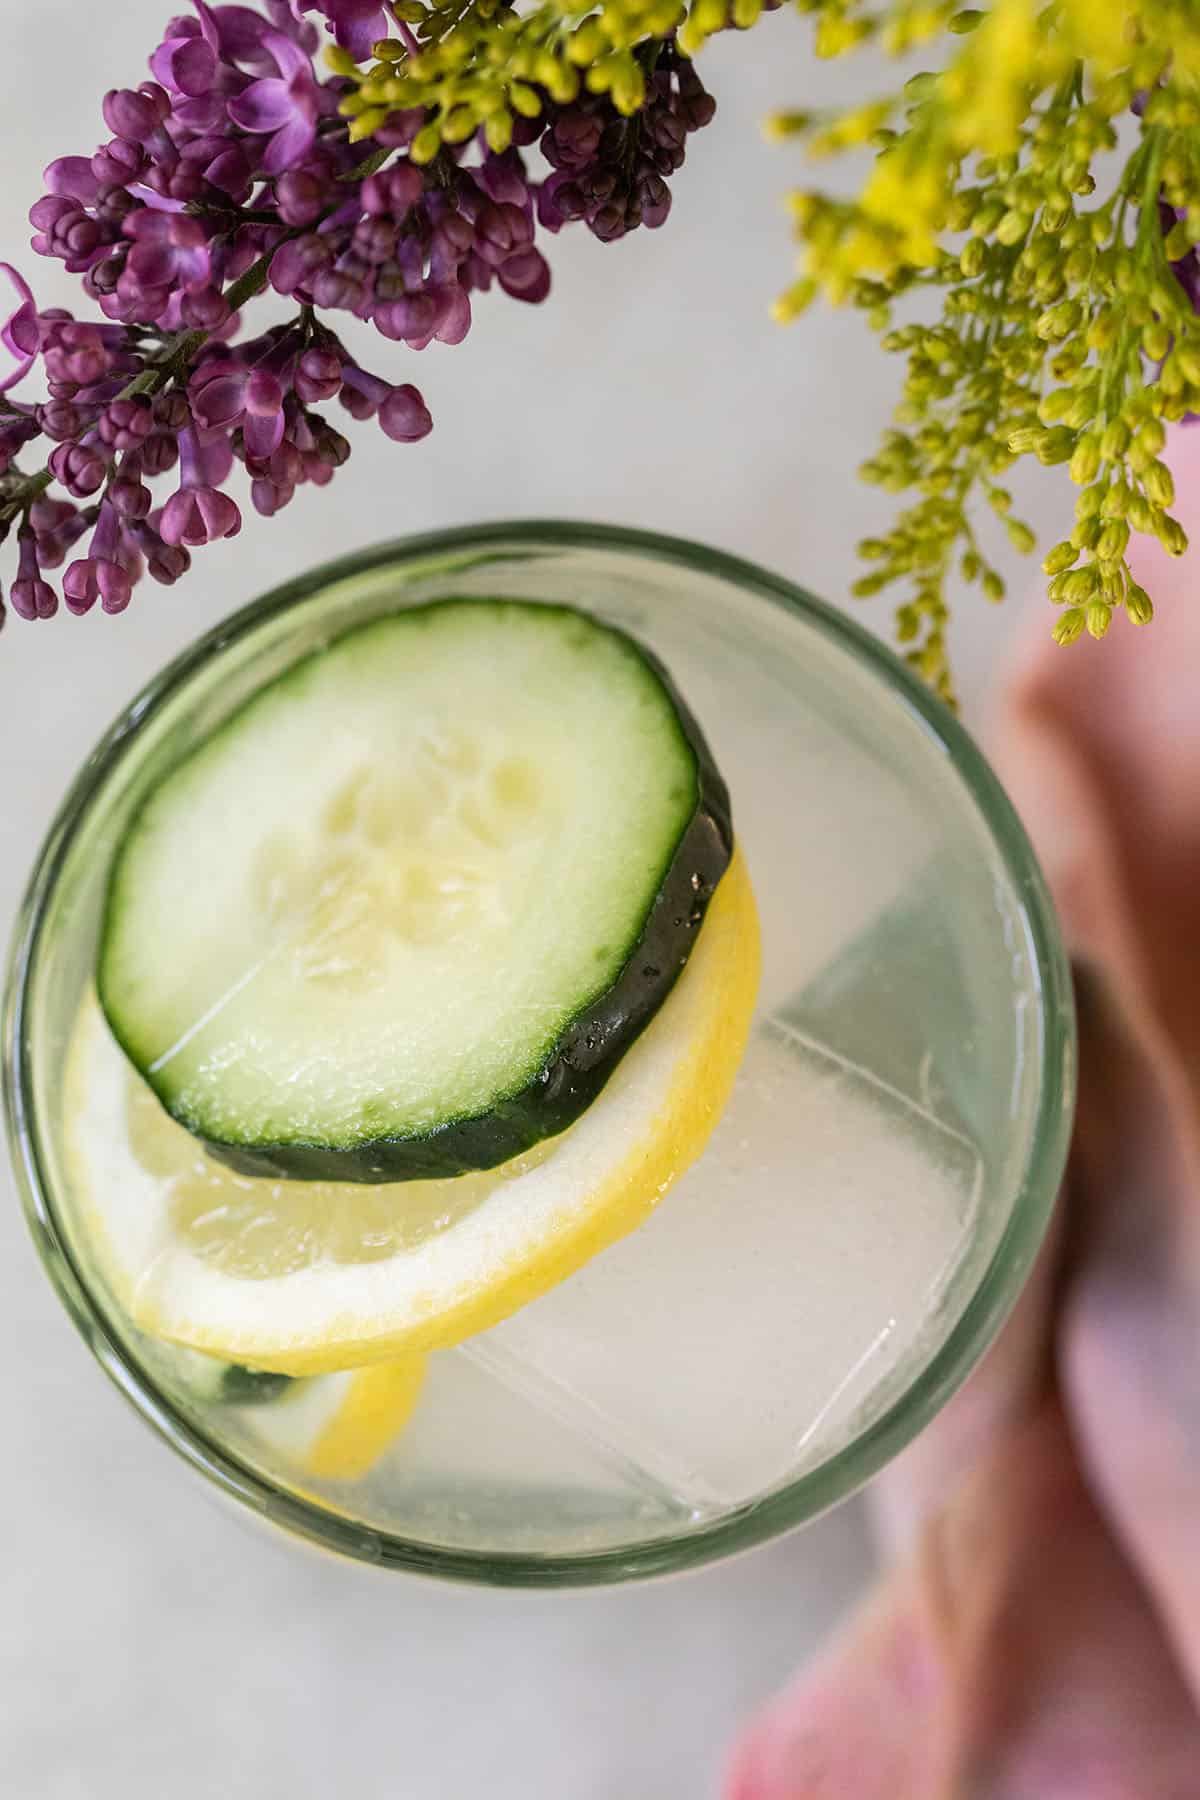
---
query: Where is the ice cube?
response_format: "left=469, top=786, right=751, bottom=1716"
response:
left=328, top=1343, right=695, bottom=1553
left=478, top=1017, right=982, bottom=1510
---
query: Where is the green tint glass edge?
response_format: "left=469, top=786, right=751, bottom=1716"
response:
left=2, top=520, right=1076, bottom=1588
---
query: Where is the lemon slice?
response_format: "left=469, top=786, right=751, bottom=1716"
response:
left=162, top=1346, right=426, bottom=1481
left=65, top=851, right=760, bottom=1376
left=251, top=1359, right=427, bottom=1481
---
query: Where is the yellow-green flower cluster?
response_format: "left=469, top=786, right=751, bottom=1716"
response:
left=770, top=0, right=1200, bottom=691
left=335, top=0, right=767, bottom=156
left=334, top=0, right=1200, bottom=687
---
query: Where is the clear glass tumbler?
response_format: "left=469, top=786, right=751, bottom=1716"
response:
left=3, top=523, right=1075, bottom=1585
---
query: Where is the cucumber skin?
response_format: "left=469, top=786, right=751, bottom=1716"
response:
left=107, top=610, right=732, bottom=1185
left=219, top=1366, right=295, bottom=1406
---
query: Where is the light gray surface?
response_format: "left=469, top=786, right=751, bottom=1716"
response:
left=1, top=6, right=1055, bottom=1795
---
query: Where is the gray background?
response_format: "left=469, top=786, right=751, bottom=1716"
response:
left=1, top=6, right=1054, bottom=1794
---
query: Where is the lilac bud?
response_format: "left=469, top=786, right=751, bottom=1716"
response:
left=32, top=198, right=103, bottom=270
left=63, top=556, right=126, bottom=614
left=63, top=503, right=133, bottom=614
left=8, top=576, right=59, bottom=621
left=92, top=138, right=147, bottom=190
left=109, top=456, right=153, bottom=520
left=103, top=86, right=168, bottom=140
left=242, top=369, right=286, bottom=461
left=33, top=503, right=91, bottom=569
left=295, top=346, right=342, bottom=404
left=590, top=204, right=628, bottom=244
left=180, top=133, right=254, bottom=198
left=373, top=109, right=423, bottom=150
left=301, top=452, right=333, bottom=487
left=86, top=254, right=126, bottom=299
left=159, top=484, right=241, bottom=547
left=36, top=400, right=84, bottom=442
left=379, top=383, right=432, bottom=443
left=636, top=170, right=672, bottom=230
left=153, top=390, right=192, bottom=432
left=543, top=111, right=603, bottom=172
left=361, top=165, right=424, bottom=219
left=29, top=195, right=74, bottom=234
left=211, top=144, right=256, bottom=203
left=309, top=268, right=365, bottom=312
left=372, top=292, right=438, bottom=344
left=274, top=169, right=329, bottom=228
left=353, top=218, right=399, bottom=266
left=48, top=441, right=107, bottom=497
left=98, top=397, right=154, bottom=451
left=537, top=175, right=577, bottom=232
left=251, top=477, right=294, bottom=517
left=679, top=87, right=716, bottom=133
left=181, top=285, right=230, bottom=330
left=430, top=213, right=474, bottom=281
left=246, top=439, right=303, bottom=487
left=132, top=519, right=191, bottom=585
left=649, top=110, right=686, bottom=157
left=44, top=157, right=103, bottom=205
left=151, top=163, right=208, bottom=205
left=9, top=528, right=59, bottom=620
left=497, top=250, right=549, bottom=305
left=190, top=363, right=247, bottom=432
left=581, top=168, right=619, bottom=207
left=338, top=363, right=388, bottom=420
left=310, top=418, right=351, bottom=467
left=270, top=234, right=331, bottom=298
left=475, top=202, right=534, bottom=266
left=141, top=431, right=180, bottom=477
left=477, top=149, right=531, bottom=209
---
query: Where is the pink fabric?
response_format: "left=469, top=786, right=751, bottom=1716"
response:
left=727, top=428, right=1200, bottom=1800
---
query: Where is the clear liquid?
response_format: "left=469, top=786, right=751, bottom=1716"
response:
left=32, top=538, right=1048, bottom=1563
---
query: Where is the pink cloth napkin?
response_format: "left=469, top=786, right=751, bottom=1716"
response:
left=727, top=428, right=1200, bottom=1800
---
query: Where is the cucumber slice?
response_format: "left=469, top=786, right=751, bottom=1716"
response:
left=100, top=600, right=732, bottom=1182
left=157, top=1342, right=296, bottom=1407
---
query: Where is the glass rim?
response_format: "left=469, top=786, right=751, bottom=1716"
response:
left=3, top=519, right=1075, bottom=1587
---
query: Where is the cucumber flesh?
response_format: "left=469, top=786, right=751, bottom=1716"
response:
left=100, top=599, right=731, bottom=1182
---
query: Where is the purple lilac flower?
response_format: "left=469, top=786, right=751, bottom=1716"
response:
left=539, top=49, right=713, bottom=241
left=9, top=528, right=58, bottom=620
left=63, top=501, right=136, bottom=614
left=130, top=516, right=193, bottom=584
left=151, top=21, right=221, bottom=101
left=121, top=212, right=213, bottom=318
left=379, top=383, right=431, bottom=442
left=227, top=32, right=321, bottom=173
left=1, top=2, right=711, bottom=628
left=29, top=495, right=91, bottom=570
left=305, top=0, right=391, bottom=60
left=0, top=263, right=39, bottom=392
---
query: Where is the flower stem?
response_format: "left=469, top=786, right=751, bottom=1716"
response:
left=0, top=465, right=51, bottom=527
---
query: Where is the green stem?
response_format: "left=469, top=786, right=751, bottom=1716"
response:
left=1098, top=129, right=1166, bottom=423
left=0, top=465, right=52, bottom=527
left=1135, top=129, right=1167, bottom=255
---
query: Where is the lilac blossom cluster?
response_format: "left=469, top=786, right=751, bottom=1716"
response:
left=539, top=46, right=715, bottom=243
left=0, top=0, right=716, bottom=628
